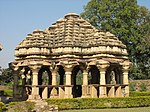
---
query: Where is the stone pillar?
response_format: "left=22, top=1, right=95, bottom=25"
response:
left=52, top=70, right=57, bottom=85
left=97, top=62, right=109, bottom=98
left=12, top=67, right=20, bottom=99
left=21, top=68, right=26, bottom=85
left=64, top=65, right=73, bottom=98
left=26, top=70, right=32, bottom=96
left=26, top=70, right=32, bottom=85
left=21, top=68, right=27, bottom=100
left=122, top=64, right=130, bottom=97
left=82, top=69, right=88, bottom=98
left=50, top=68, right=58, bottom=98
left=28, top=66, right=41, bottom=100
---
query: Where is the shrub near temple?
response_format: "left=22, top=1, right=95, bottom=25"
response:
left=130, top=91, right=150, bottom=97
left=47, top=97, right=150, bottom=110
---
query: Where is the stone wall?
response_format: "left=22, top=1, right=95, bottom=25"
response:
left=129, top=80, right=150, bottom=91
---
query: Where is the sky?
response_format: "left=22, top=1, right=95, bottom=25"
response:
left=0, top=0, right=150, bottom=68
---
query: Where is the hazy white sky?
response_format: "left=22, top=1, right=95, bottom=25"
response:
left=0, top=0, right=150, bottom=68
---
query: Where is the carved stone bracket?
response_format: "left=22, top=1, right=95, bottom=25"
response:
left=29, top=65, right=41, bottom=72
left=96, top=60, right=110, bottom=72
left=121, top=61, right=132, bottom=72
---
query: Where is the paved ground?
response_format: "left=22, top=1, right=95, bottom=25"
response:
left=61, top=107, right=150, bottom=112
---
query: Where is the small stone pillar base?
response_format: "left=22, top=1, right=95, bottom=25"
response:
left=90, top=85, right=98, bottom=98
left=42, top=87, right=48, bottom=99
left=108, top=86, right=115, bottom=97
left=64, top=87, right=73, bottom=98
left=28, top=94, right=41, bottom=100
left=50, top=87, right=58, bottom=98
left=99, top=86, right=107, bottom=97
left=115, top=86, right=122, bottom=97
left=59, top=87, right=65, bottom=98
left=124, top=86, right=129, bottom=97
left=81, top=85, right=88, bottom=98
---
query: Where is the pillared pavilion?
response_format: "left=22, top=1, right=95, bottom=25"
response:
left=10, top=13, right=131, bottom=100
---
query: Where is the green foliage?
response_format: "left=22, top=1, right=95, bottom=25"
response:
left=0, top=67, right=13, bottom=86
left=130, top=91, right=150, bottom=97
left=139, top=83, right=147, bottom=92
left=76, top=70, right=83, bottom=85
left=81, top=0, right=150, bottom=80
left=4, top=89, right=13, bottom=97
left=0, top=102, right=6, bottom=112
left=47, top=97, right=150, bottom=110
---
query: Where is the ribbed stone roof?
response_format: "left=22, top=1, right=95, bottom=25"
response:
left=15, top=13, right=128, bottom=59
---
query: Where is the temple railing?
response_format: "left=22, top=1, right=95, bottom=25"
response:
left=16, top=84, right=129, bottom=99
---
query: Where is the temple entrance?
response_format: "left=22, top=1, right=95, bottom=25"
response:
left=72, top=66, right=83, bottom=98
left=38, top=66, right=52, bottom=99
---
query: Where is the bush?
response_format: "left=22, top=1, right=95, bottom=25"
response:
left=4, top=89, right=13, bottom=97
left=0, top=102, right=6, bottom=111
left=47, top=97, right=150, bottom=110
left=130, top=91, right=150, bottom=97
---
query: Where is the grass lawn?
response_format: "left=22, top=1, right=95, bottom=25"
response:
left=60, top=107, right=150, bottom=112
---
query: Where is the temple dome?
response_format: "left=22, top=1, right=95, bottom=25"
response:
left=15, top=13, right=128, bottom=60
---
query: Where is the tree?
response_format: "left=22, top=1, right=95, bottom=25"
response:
left=130, top=6, right=150, bottom=79
left=81, top=0, right=150, bottom=79
left=0, top=67, right=13, bottom=85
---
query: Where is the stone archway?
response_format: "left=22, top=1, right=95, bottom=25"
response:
left=88, top=65, right=100, bottom=98
left=72, top=65, right=83, bottom=98
left=105, top=65, right=122, bottom=84
left=89, top=65, right=100, bottom=84
left=38, top=66, right=52, bottom=99
left=58, top=65, right=65, bottom=85
left=105, top=65, right=123, bottom=97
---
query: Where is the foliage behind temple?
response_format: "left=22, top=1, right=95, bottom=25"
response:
left=81, top=0, right=150, bottom=79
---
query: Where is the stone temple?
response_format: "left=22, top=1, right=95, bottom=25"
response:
left=10, top=13, right=131, bottom=100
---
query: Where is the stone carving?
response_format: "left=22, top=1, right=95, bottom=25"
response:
left=110, top=71, right=116, bottom=84
left=10, top=13, right=131, bottom=100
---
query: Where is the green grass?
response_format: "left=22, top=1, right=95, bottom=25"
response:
left=129, top=91, right=150, bottom=97
left=60, top=107, right=150, bottom=112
